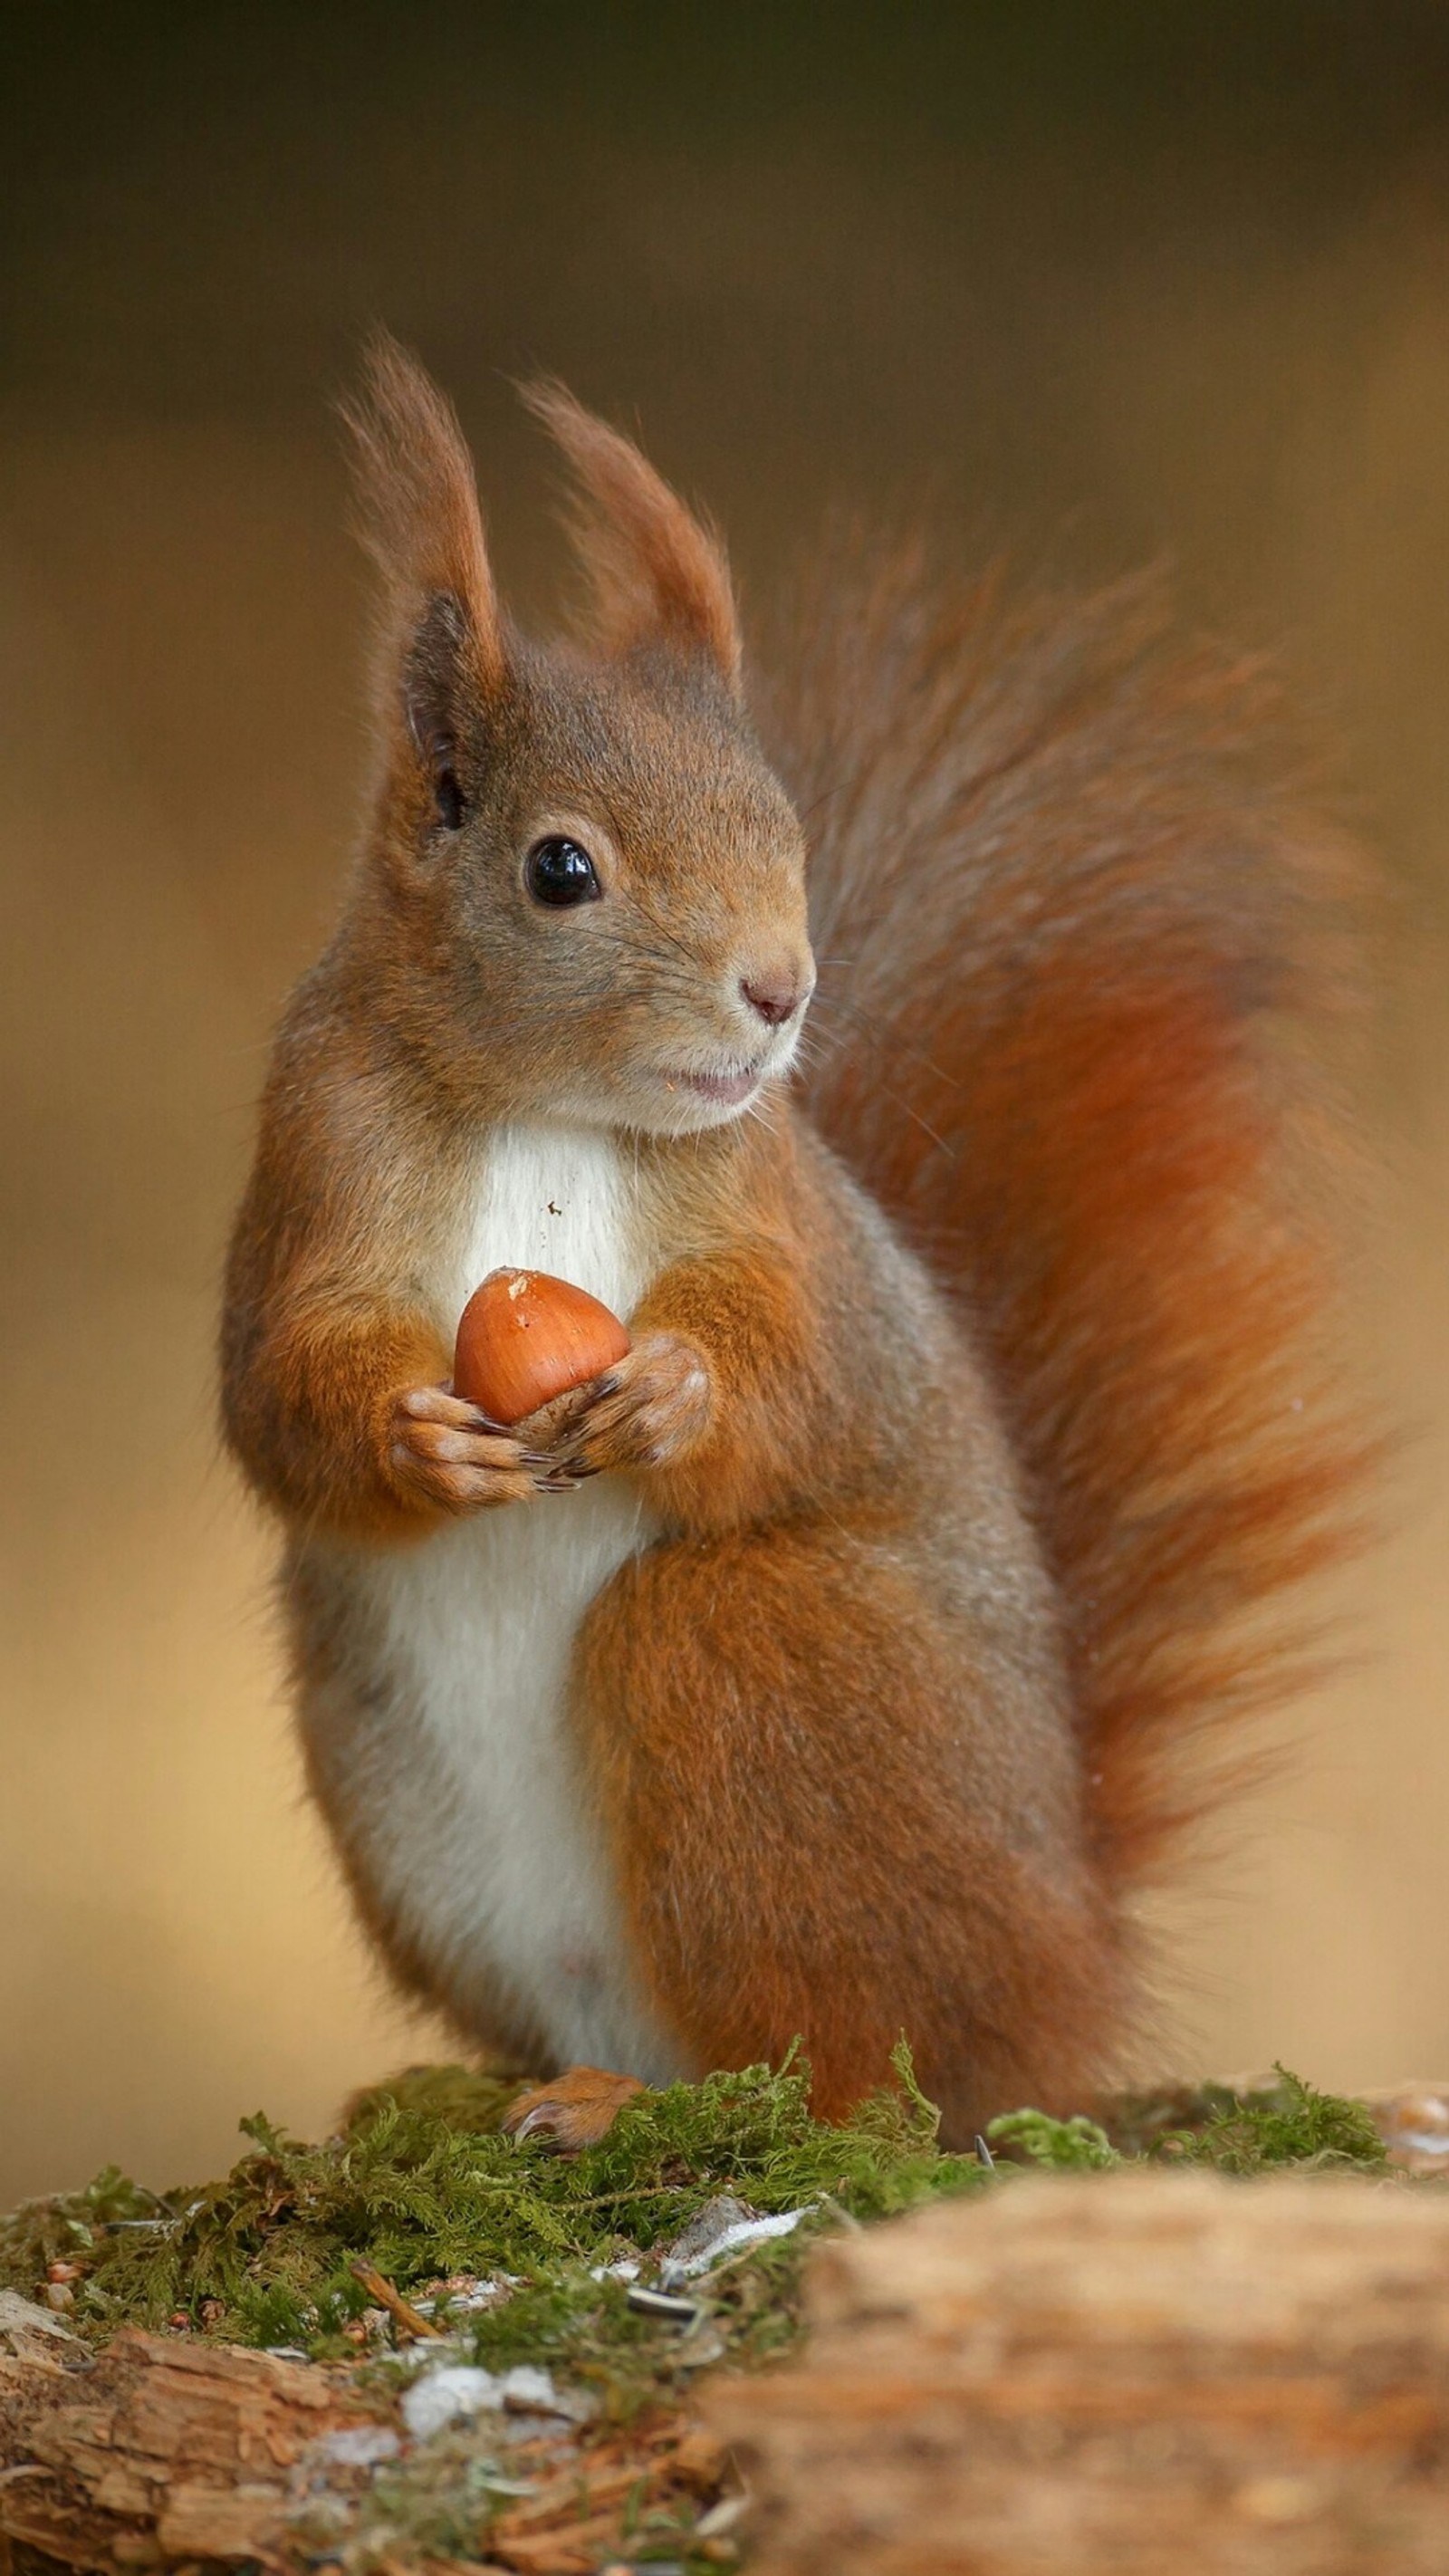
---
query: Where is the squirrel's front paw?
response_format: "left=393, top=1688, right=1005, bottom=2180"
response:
left=545, top=1332, right=713, bottom=1480
left=386, top=1385, right=546, bottom=1514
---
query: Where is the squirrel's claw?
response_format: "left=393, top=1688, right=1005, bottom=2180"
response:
left=545, top=1332, right=713, bottom=1480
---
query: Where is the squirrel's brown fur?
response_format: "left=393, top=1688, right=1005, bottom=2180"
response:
left=763, top=543, right=1373, bottom=1892
left=221, top=338, right=1371, bottom=2146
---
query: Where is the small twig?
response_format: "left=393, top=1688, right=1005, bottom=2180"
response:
left=561, top=2181, right=705, bottom=2214
left=348, top=2257, right=443, bottom=2340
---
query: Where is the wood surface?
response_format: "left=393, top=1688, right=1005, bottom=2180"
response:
left=706, top=2170, right=1449, bottom=2575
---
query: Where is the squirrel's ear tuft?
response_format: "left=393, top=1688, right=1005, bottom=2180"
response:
left=522, top=380, right=742, bottom=696
left=341, top=332, right=507, bottom=710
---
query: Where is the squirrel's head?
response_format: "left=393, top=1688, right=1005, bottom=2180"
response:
left=342, top=336, right=813, bottom=1136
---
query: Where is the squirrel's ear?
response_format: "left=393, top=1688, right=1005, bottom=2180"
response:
left=341, top=332, right=507, bottom=770
left=522, top=380, right=743, bottom=697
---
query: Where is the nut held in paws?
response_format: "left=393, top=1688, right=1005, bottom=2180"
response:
left=452, top=1269, right=631, bottom=1424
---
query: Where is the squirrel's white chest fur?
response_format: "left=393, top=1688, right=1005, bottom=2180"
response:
left=294, top=1126, right=683, bottom=2081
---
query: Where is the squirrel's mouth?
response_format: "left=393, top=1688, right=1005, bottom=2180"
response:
left=664, top=1061, right=764, bottom=1109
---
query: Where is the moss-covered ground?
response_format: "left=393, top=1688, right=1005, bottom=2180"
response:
left=0, top=2054, right=1399, bottom=2573
left=1, top=2052, right=1389, bottom=2368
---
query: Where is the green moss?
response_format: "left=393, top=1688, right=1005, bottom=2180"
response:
left=1096, top=2077, right=1252, bottom=2158
left=0, top=2052, right=1391, bottom=2400
left=1149, top=2063, right=1389, bottom=2175
left=0, top=2044, right=982, bottom=2365
left=987, top=2108, right=1119, bottom=2169
left=341, top=2063, right=529, bottom=2136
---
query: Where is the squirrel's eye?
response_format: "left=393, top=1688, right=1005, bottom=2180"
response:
left=525, top=835, right=600, bottom=908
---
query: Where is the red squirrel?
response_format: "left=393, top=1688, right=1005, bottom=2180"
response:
left=221, top=336, right=1370, bottom=2150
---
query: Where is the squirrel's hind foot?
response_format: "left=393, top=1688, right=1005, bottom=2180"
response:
left=502, top=2064, right=648, bottom=2152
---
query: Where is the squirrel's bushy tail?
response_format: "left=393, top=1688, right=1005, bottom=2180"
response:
left=763, top=541, right=1376, bottom=1893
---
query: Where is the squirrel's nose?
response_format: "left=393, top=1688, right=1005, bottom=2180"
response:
left=741, top=966, right=808, bottom=1028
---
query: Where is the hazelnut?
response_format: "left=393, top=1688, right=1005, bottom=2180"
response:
left=453, top=1268, right=630, bottom=1425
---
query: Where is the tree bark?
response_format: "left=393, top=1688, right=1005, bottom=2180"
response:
left=0, top=2302, right=384, bottom=2571
left=0, top=2296, right=722, bottom=2576
left=706, top=2170, right=1449, bottom=2576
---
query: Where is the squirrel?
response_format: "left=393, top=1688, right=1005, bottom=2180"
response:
left=220, top=334, right=1370, bottom=2151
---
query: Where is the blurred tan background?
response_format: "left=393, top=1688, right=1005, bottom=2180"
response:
left=3, top=3, right=1448, bottom=2206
